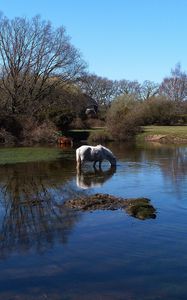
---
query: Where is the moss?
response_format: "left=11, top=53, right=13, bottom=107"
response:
left=64, top=193, right=156, bottom=220
left=125, top=202, right=156, bottom=220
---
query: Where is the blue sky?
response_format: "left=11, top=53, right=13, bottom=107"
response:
left=0, top=0, right=187, bottom=83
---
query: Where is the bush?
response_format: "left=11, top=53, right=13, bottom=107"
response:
left=21, top=118, right=57, bottom=145
left=136, top=97, right=178, bottom=125
left=107, top=114, right=141, bottom=141
left=0, top=114, right=23, bottom=139
left=85, top=118, right=105, bottom=128
left=176, top=114, right=187, bottom=124
left=106, top=95, right=141, bottom=141
left=69, top=117, right=87, bottom=129
left=0, top=128, right=15, bottom=144
left=46, top=109, right=74, bottom=131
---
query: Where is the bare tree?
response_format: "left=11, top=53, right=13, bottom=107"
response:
left=140, top=80, right=159, bottom=100
left=159, top=63, right=187, bottom=102
left=0, top=14, right=86, bottom=114
left=78, top=73, right=116, bottom=106
left=115, top=79, right=141, bottom=100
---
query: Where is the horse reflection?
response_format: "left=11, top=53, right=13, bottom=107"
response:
left=76, top=165, right=116, bottom=189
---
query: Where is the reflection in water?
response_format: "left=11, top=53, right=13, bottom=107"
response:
left=76, top=165, right=116, bottom=189
left=0, top=160, right=81, bottom=258
left=108, top=142, right=187, bottom=187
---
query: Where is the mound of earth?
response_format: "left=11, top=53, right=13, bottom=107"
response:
left=64, top=193, right=156, bottom=220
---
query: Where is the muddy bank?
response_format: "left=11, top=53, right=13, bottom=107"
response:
left=145, top=134, right=187, bottom=144
left=64, top=193, right=156, bottom=220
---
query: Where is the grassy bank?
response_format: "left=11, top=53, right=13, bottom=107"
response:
left=0, top=147, right=66, bottom=165
left=69, top=125, right=187, bottom=144
left=137, top=126, right=187, bottom=143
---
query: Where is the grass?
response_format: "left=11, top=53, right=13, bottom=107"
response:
left=0, top=147, right=64, bottom=165
left=69, top=127, right=105, bottom=132
left=137, top=125, right=187, bottom=142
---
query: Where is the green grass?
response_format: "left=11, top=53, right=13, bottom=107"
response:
left=137, top=125, right=187, bottom=142
left=0, top=147, right=64, bottom=165
left=69, top=127, right=105, bottom=132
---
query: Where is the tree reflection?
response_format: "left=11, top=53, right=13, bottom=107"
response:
left=109, top=142, right=187, bottom=186
left=76, top=165, right=116, bottom=189
left=138, top=143, right=187, bottom=188
left=0, top=160, right=81, bottom=258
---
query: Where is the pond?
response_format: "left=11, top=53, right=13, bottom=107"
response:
left=0, top=142, right=186, bottom=300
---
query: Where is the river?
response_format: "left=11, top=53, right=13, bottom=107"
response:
left=0, top=142, right=186, bottom=299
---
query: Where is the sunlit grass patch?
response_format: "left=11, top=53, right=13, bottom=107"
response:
left=0, top=147, right=65, bottom=165
left=137, top=125, right=187, bottom=142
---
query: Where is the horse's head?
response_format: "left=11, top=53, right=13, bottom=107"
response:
left=101, top=145, right=116, bottom=166
left=109, top=155, right=116, bottom=166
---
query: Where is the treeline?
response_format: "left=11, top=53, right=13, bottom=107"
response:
left=0, top=14, right=187, bottom=144
left=0, top=14, right=90, bottom=144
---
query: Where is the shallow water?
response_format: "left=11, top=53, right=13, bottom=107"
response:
left=0, top=142, right=187, bottom=299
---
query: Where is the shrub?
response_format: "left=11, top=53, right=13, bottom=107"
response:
left=136, top=97, right=178, bottom=125
left=0, top=114, right=23, bottom=139
left=0, top=128, right=15, bottom=144
left=106, top=95, right=141, bottom=141
left=21, top=119, right=57, bottom=145
left=69, top=117, right=87, bottom=129
left=85, top=118, right=105, bottom=128
left=176, top=114, right=187, bottom=124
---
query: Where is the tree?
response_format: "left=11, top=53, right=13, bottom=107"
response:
left=40, top=84, right=89, bottom=129
left=115, top=79, right=141, bottom=100
left=140, top=80, right=159, bottom=100
left=159, top=63, right=187, bottom=102
left=78, top=73, right=116, bottom=106
left=0, top=14, right=86, bottom=115
left=136, top=96, right=178, bottom=125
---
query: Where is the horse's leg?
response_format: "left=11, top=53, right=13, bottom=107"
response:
left=76, top=154, right=82, bottom=171
left=77, top=163, right=81, bottom=175
left=99, top=160, right=102, bottom=169
left=93, top=160, right=97, bottom=168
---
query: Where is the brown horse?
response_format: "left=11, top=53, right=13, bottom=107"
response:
left=57, top=136, right=73, bottom=146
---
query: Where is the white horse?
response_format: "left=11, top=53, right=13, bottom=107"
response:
left=76, top=144, right=116, bottom=170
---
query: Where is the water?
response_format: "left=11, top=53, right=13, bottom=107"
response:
left=0, top=142, right=186, bottom=299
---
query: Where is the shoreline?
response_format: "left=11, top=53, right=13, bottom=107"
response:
left=136, top=125, right=187, bottom=144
